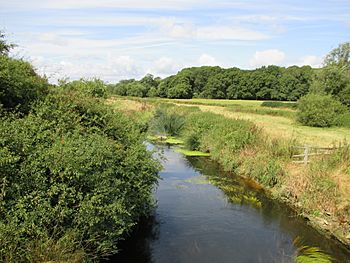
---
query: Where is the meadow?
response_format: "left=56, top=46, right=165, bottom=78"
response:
left=114, top=96, right=350, bottom=147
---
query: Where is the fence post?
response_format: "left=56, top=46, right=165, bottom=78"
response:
left=303, top=144, right=309, bottom=165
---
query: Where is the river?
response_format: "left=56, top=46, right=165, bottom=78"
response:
left=110, top=144, right=350, bottom=263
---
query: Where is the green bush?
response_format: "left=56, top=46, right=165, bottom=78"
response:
left=297, top=94, right=346, bottom=127
left=334, top=112, right=350, bottom=128
left=0, top=56, right=49, bottom=113
left=0, top=91, right=160, bottom=261
left=60, top=78, right=107, bottom=98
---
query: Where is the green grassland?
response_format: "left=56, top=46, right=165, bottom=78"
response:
left=111, top=96, right=350, bottom=147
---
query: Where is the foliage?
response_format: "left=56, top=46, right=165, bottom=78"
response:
left=312, top=66, right=350, bottom=107
left=110, top=65, right=314, bottom=101
left=109, top=74, right=159, bottom=98
left=0, top=31, right=16, bottom=56
left=181, top=110, right=259, bottom=171
left=150, top=107, right=185, bottom=136
left=60, top=78, right=107, bottom=98
left=0, top=91, right=160, bottom=261
left=324, top=42, right=350, bottom=69
left=334, top=112, right=350, bottom=128
left=294, top=237, right=333, bottom=263
left=297, top=94, right=346, bottom=127
left=295, top=246, right=332, bottom=263
left=0, top=56, right=49, bottom=113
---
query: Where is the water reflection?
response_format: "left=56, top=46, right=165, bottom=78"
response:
left=108, top=145, right=350, bottom=263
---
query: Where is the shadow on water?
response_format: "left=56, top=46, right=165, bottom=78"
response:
left=110, top=214, right=159, bottom=263
left=107, top=144, right=350, bottom=263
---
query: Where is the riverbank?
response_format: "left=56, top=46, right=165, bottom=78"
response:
left=108, top=96, right=350, bottom=253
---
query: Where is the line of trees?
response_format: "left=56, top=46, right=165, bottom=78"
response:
left=109, top=42, right=350, bottom=109
left=109, top=65, right=315, bottom=101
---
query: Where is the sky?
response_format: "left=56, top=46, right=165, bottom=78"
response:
left=1, top=0, right=350, bottom=83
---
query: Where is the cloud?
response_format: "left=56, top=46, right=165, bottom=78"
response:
left=249, top=49, right=286, bottom=68
left=159, top=18, right=196, bottom=39
left=160, top=19, right=269, bottom=41
left=197, top=26, right=268, bottom=41
left=1, top=0, right=257, bottom=11
left=150, top=56, right=182, bottom=75
left=29, top=54, right=143, bottom=83
left=297, top=55, right=322, bottom=68
left=197, top=54, right=217, bottom=66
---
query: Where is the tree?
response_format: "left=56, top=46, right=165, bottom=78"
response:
left=324, top=42, right=350, bottom=69
left=312, top=42, right=350, bottom=107
left=0, top=31, right=15, bottom=56
left=297, top=94, right=346, bottom=127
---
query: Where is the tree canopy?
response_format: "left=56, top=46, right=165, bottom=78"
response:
left=109, top=65, right=314, bottom=101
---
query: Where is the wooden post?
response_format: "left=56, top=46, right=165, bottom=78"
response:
left=303, top=144, right=308, bottom=165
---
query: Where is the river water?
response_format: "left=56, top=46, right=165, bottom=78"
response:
left=111, top=144, right=350, bottom=263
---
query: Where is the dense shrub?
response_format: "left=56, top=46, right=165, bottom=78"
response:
left=0, top=91, right=160, bottom=261
left=297, top=94, right=346, bottom=127
left=0, top=56, right=49, bottom=113
left=334, top=112, right=350, bottom=128
left=60, top=78, right=107, bottom=98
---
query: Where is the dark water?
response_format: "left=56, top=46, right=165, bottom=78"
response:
left=110, top=145, right=350, bottom=263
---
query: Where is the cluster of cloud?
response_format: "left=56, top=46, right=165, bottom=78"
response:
left=4, top=0, right=344, bottom=83
left=249, top=49, right=322, bottom=68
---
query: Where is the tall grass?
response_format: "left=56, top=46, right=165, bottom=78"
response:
left=149, top=105, right=186, bottom=136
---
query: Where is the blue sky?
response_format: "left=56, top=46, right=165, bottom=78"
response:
left=1, top=0, right=350, bottom=82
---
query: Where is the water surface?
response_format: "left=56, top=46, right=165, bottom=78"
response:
left=111, top=145, right=350, bottom=263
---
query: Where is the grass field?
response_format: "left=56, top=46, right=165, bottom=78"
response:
left=110, top=96, right=350, bottom=147
left=169, top=99, right=350, bottom=147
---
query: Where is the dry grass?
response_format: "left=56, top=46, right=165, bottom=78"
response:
left=106, top=97, right=153, bottom=113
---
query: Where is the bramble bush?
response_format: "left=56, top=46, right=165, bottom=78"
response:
left=0, top=89, right=160, bottom=261
left=59, top=78, right=108, bottom=98
left=0, top=56, right=49, bottom=113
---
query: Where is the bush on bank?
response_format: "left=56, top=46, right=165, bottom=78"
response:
left=0, top=55, right=49, bottom=113
left=0, top=69, right=160, bottom=261
left=297, top=94, right=346, bottom=127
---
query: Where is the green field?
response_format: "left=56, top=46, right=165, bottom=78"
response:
left=112, top=97, right=350, bottom=147
left=173, top=100, right=350, bottom=147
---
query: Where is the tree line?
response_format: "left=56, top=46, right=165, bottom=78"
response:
left=109, top=65, right=314, bottom=101
left=109, top=42, right=350, bottom=110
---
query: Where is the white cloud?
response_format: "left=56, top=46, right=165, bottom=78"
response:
left=159, top=19, right=269, bottom=41
left=29, top=54, right=143, bottom=83
left=150, top=56, right=182, bottom=75
left=296, top=55, right=322, bottom=68
left=160, top=18, right=196, bottom=39
left=1, top=0, right=255, bottom=11
left=197, top=26, right=268, bottom=41
left=249, top=49, right=286, bottom=68
left=197, top=54, right=217, bottom=66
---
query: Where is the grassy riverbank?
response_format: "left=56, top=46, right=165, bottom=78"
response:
left=108, top=96, right=350, bottom=251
